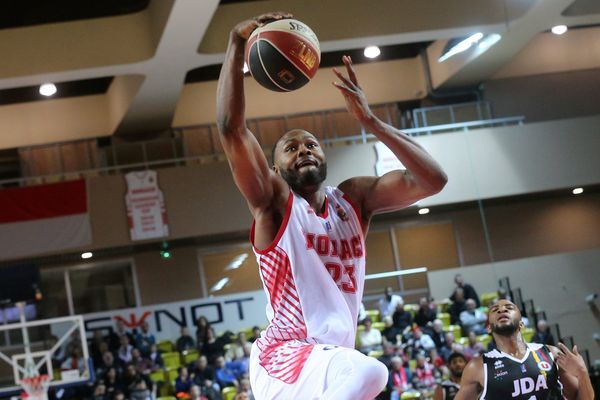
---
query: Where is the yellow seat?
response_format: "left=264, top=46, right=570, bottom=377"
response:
left=408, top=359, right=417, bottom=372
left=165, top=367, right=179, bottom=384
left=477, top=334, right=492, bottom=349
left=368, top=350, right=383, bottom=358
left=365, top=309, right=380, bottom=323
left=438, top=312, right=451, bottom=328
left=522, top=327, right=535, bottom=342
left=157, top=397, right=177, bottom=400
left=481, top=292, right=498, bottom=307
left=149, top=370, right=165, bottom=382
left=222, top=386, right=237, bottom=400
left=457, top=337, right=469, bottom=346
left=401, top=392, right=422, bottom=399
left=447, top=325, right=462, bottom=341
left=162, top=352, right=181, bottom=370
left=372, top=321, right=385, bottom=331
left=157, top=340, right=174, bottom=353
left=182, top=349, right=199, bottom=365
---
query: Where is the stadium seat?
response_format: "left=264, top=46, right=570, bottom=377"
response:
left=162, top=352, right=181, bottom=369
left=522, top=327, right=535, bottom=342
left=365, top=309, right=380, bottom=322
left=165, top=368, right=179, bottom=384
left=477, top=334, right=492, bottom=349
left=401, top=392, right=422, bottom=399
left=372, top=321, right=385, bottom=331
left=222, top=386, right=237, bottom=400
left=157, top=340, right=175, bottom=353
left=481, top=292, right=498, bottom=306
left=182, top=349, right=199, bottom=364
left=408, top=359, right=417, bottom=372
left=446, top=325, right=461, bottom=341
left=368, top=349, right=383, bottom=358
left=149, top=370, right=165, bottom=383
left=457, top=337, right=469, bottom=346
left=438, top=312, right=451, bottom=328
left=157, top=397, right=177, bottom=400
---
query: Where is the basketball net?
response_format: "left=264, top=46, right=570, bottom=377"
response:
left=20, top=374, right=50, bottom=400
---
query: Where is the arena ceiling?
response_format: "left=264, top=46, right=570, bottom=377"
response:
left=0, top=0, right=599, bottom=149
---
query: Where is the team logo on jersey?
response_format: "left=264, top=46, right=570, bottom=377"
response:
left=494, top=360, right=504, bottom=369
left=520, top=364, right=527, bottom=373
left=324, top=221, right=333, bottom=232
left=537, top=361, right=552, bottom=371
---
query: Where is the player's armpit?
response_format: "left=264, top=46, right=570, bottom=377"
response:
left=455, top=358, right=484, bottom=400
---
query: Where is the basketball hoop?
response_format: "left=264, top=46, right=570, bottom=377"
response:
left=20, top=374, right=50, bottom=400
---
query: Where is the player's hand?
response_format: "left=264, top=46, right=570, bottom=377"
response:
left=232, top=12, right=293, bottom=40
left=332, top=55, right=374, bottom=124
left=555, top=343, right=587, bottom=377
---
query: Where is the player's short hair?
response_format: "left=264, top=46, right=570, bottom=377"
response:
left=447, top=352, right=467, bottom=364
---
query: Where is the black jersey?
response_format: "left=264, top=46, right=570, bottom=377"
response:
left=440, top=380, right=460, bottom=400
left=481, top=342, right=564, bottom=400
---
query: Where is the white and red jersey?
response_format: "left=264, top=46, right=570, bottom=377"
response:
left=250, top=186, right=366, bottom=384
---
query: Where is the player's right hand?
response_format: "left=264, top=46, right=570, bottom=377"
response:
left=232, top=12, right=293, bottom=40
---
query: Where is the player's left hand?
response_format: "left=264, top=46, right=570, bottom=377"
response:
left=555, top=343, right=587, bottom=377
left=332, top=56, right=373, bottom=124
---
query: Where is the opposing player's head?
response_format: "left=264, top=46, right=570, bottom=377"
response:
left=488, top=299, right=524, bottom=337
left=272, top=130, right=327, bottom=192
left=447, top=353, right=467, bottom=378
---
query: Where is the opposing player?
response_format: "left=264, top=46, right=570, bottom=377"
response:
left=216, top=12, right=448, bottom=400
left=434, top=352, right=467, bottom=400
left=456, top=299, right=594, bottom=399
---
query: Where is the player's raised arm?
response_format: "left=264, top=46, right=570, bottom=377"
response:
left=550, top=344, right=595, bottom=400
left=216, top=13, right=291, bottom=211
left=454, top=357, right=483, bottom=400
left=334, top=56, right=447, bottom=223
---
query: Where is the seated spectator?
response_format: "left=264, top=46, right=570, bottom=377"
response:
left=61, top=346, right=86, bottom=373
left=176, top=327, right=196, bottom=353
left=129, top=378, right=152, bottom=400
left=358, top=301, right=367, bottom=325
left=462, top=331, right=485, bottom=360
left=92, top=382, right=106, bottom=400
left=238, top=378, right=255, bottom=400
left=379, top=287, right=404, bottom=319
left=448, top=288, right=467, bottom=324
left=439, top=332, right=463, bottom=361
left=175, top=366, right=193, bottom=395
left=428, top=319, right=447, bottom=350
left=235, top=393, right=250, bottom=400
left=147, top=344, right=163, bottom=370
left=392, top=303, right=413, bottom=332
left=117, top=335, right=134, bottom=364
left=412, top=353, right=437, bottom=396
left=377, top=343, right=398, bottom=369
left=190, top=355, right=221, bottom=398
left=104, top=367, right=125, bottom=399
left=414, top=297, right=437, bottom=327
left=201, top=328, right=225, bottom=363
left=214, top=356, right=238, bottom=388
left=195, top=316, right=211, bottom=348
left=189, top=384, right=203, bottom=400
left=225, top=332, right=250, bottom=362
left=450, top=274, right=480, bottom=307
left=459, top=299, right=487, bottom=335
left=122, top=364, right=152, bottom=398
left=111, top=389, right=126, bottom=400
left=47, top=335, right=67, bottom=368
left=406, top=327, right=436, bottom=358
left=387, top=356, right=412, bottom=400
left=249, top=326, right=262, bottom=343
left=131, top=348, right=153, bottom=375
left=108, top=321, right=134, bottom=353
left=381, top=316, right=402, bottom=345
left=533, top=319, right=555, bottom=346
left=96, top=351, right=122, bottom=380
left=89, top=330, right=107, bottom=365
left=358, top=317, right=383, bottom=354
left=134, top=322, right=155, bottom=356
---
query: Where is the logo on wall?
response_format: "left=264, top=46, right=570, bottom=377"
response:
left=125, top=170, right=169, bottom=241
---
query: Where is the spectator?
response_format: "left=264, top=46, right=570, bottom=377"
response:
left=147, top=344, right=163, bottom=370
left=358, top=301, right=367, bottom=325
left=406, top=327, right=436, bottom=357
left=381, top=316, right=402, bottom=345
left=122, top=364, right=152, bottom=398
left=89, top=330, right=107, bottom=365
left=379, top=287, right=404, bottom=319
left=108, top=321, right=134, bottom=352
left=175, top=366, right=193, bottom=394
left=201, top=328, right=225, bottom=363
left=462, top=331, right=485, bottom=360
left=234, top=394, right=249, bottom=400
left=459, top=299, right=487, bottom=335
left=448, top=288, right=467, bottom=324
left=190, top=355, right=221, bottom=398
left=117, top=335, right=134, bottom=364
left=439, top=332, right=463, bottom=361
left=131, top=348, right=153, bottom=375
left=225, top=332, right=250, bottom=361
left=414, top=297, right=437, bottom=327
left=358, top=317, right=382, bottom=354
left=176, top=326, right=196, bottom=353
left=238, top=378, right=255, bottom=400
left=387, top=356, right=412, bottom=400
left=61, top=346, right=86, bottom=373
left=450, top=274, right=480, bottom=307
left=377, top=343, right=398, bottom=369
left=533, top=319, right=555, bottom=346
left=129, top=378, right=152, bottom=400
left=134, top=322, right=155, bottom=356
left=92, top=382, right=107, bottom=400
left=392, top=303, right=413, bottom=331
left=104, top=367, right=125, bottom=399
left=249, top=326, right=262, bottom=343
left=111, top=389, right=126, bottom=400
left=196, top=316, right=211, bottom=348
left=428, top=319, right=447, bottom=350
left=96, top=351, right=122, bottom=380
left=412, top=353, right=437, bottom=395
left=214, top=356, right=238, bottom=388
left=189, top=384, right=203, bottom=400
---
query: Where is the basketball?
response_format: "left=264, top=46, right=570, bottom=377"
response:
left=246, top=18, right=320, bottom=92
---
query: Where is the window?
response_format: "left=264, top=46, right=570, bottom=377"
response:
left=201, top=247, right=262, bottom=296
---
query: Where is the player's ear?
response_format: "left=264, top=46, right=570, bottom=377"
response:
left=518, top=320, right=525, bottom=330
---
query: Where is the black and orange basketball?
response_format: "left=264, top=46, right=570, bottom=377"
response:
left=246, top=18, right=320, bottom=92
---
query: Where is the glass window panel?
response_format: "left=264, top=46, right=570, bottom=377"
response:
left=202, top=247, right=262, bottom=296
left=38, top=268, right=69, bottom=318
left=69, top=263, right=136, bottom=314
left=364, top=230, right=399, bottom=295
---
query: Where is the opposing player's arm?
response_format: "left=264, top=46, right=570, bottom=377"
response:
left=454, top=357, right=483, bottom=400
left=550, top=344, right=594, bottom=400
left=334, top=57, right=447, bottom=224
left=216, top=13, right=291, bottom=211
left=433, top=384, right=444, bottom=400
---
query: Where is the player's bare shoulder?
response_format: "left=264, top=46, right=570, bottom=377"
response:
left=455, top=356, right=484, bottom=400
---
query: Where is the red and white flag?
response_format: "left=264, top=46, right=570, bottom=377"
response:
left=0, top=180, right=92, bottom=261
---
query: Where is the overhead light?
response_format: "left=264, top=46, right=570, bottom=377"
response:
left=572, top=187, right=584, bottom=195
left=81, top=252, right=93, bottom=259
left=365, top=267, right=428, bottom=280
left=224, top=253, right=249, bottom=271
left=210, top=277, right=230, bottom=293
left=243, top=62, right=249, bottom=74
left=39, top=83, right=57, bottom=97
left=364, top=46, right=381, bottom=59
left=478, top=33, right=502, bottom=51
left=418, top=208, right=430, bottom=215
left=160, top=250, right=172, bottom=259
left=438, top=33, right=484, bottom=62
left=551, top=25, right=568, bottom=35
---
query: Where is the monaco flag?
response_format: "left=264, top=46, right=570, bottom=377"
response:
left=0, top=180, right=92, bottom=261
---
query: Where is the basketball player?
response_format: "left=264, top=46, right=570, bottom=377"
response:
left=455, top=299, right=594, bottom=399
left=433, top=352, right=467, bottom=400
left=216, top=12, right=448, bottom=400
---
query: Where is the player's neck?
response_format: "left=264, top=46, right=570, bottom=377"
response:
left=494, top=332, right=527, bottom=358
left=450, top=375, right=461, bottom=384
left=296, top=188, right=326, bottom=214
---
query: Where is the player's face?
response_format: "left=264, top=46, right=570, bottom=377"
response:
left=274, top=130, right=327, bottom=191
left=449, top=356, right=466, bottom=378
left=488, top=300, right=523, bottom=336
